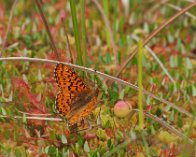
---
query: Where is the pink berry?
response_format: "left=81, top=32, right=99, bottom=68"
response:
left=114, top=100, right=132, bottom=117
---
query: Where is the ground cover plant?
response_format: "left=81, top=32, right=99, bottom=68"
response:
left=0, top=0, right=196, bottom=156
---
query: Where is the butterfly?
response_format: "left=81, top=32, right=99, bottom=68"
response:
left=54, top=63, right=98, bottom=125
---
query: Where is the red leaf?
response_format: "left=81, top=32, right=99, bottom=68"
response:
left=84, top=133, right=97, bottom=140
left=26, top=92, right=46, bottom=113
left=105, top=128, right=114, bottom=138
left=12, top=77, right=30, bottom=93
left=12, top=77, right=46, bottom=113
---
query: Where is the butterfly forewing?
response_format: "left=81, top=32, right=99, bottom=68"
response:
left=54, top=64, right=87, bottom=92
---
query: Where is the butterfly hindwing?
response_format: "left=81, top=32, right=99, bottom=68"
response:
left=55, top=92, right=72, bottom=116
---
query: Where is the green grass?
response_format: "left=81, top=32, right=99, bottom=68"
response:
left=70, top=0, right=83, bottom=66
left=80, top=0, right=87, bottom=66
left=138, top=40, right=144, bottom=130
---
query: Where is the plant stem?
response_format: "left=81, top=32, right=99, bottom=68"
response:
left=70, top=0, right=83, bottom=66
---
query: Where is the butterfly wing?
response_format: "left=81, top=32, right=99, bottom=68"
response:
left=54, top=63, right=87, bottom=92
left=55, top=92, right=72, bottom=116
left=68, top=96, right=97, bottom=125
left=54, top=63, right=98, bottom=125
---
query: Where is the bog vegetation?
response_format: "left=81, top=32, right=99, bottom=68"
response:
left=0, top=1, right=196, bottom=156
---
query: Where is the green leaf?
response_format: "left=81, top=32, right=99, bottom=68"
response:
left=192, top=85, right=196, bottom=96
left=177, top=114, right=183, bottom=128
left=107, top=139, right=113, bottom=149
left=169, top=55, right=178, bottom=68
left=74, top=143, right=80, bottom=154
left=44, top=146, right=50, bottom=153
left=22, top=113, right=27, bottom=123
left=84, top=141, right=90, bottom=153
left=119, top=89, right=124, bottom=99
left=15, top=146, right=26, bottom=157
left=167, top=33, right=174, bottom=43
left=185, top=58, right=193, bottom=69
left=170, top=110, right=175, bottom=122
left=61, top=134, right=67, bottom=144
left=155, top=108, right=162, bottom=117
left=1, top=107, right=7, bottom=115
left=77, top=135, right=84, bottom=146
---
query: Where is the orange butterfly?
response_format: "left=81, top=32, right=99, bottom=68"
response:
left=54, top=63, right=98, bottom=125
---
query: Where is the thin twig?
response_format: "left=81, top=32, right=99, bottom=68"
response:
left=92, top=0, right=118, bottom=66
left=1, top=0, right=18, bottom=53
left=0, top=57, right=194, bottom=119
left=0, top=115, right=62, bottom=121
left=35, top=0, right=60, bottom=60
left=164, top=3, right=196, bottom=20
left=17, top=109, right=52, bottom=116
left=116, top=2, right=196, bottom=77
left=133, top=109, right=194, bottom=144
left=182, top=53, right=196, bottom=59
left=65, top=33, right=73, bottom=64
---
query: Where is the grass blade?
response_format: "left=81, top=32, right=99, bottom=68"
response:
left=80, top=0, right=87, bottom=66
left=70, top=0, right=83, bottom=66
left=138, top=40, right=144, bottom=130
